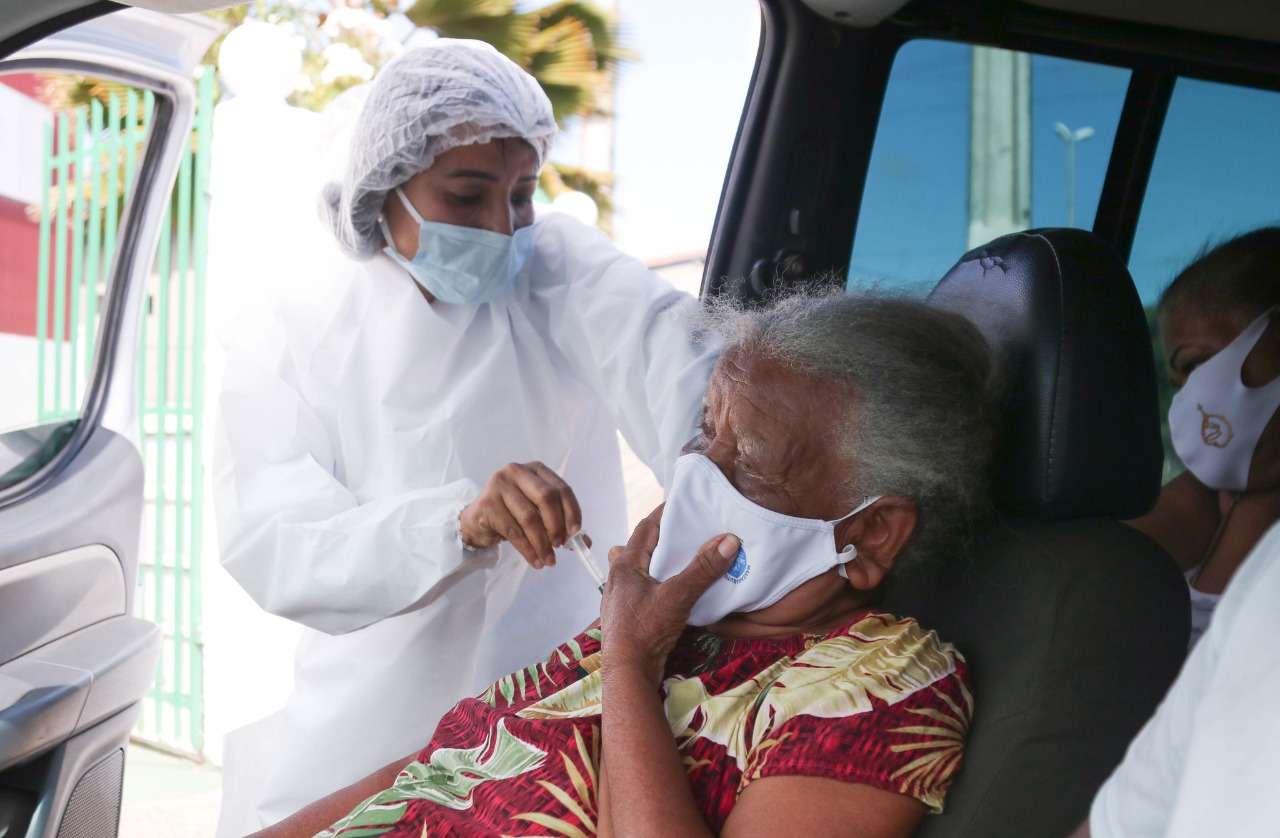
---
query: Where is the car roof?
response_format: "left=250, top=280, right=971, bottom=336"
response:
left=800, top=0, right=1280, bottom=47
left=0, top=0, right=232, bottom=60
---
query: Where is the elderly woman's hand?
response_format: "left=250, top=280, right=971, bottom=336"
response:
left=600, top=504, right=741, bottom=685
left=460, top=461, right=582, bottom=569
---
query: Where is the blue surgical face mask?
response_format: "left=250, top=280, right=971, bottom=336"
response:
left=379, top=187, right=533, bottom=305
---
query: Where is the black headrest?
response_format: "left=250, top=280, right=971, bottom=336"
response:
left=927, top=229, right=1162, bottom=520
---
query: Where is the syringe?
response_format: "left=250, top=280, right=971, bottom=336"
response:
left=565, top=531, right=607, bottom=594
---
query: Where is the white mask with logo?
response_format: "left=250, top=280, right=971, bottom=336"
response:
left=1169, top=309, right=1280, bottom=491
left=648, top=453, right=881, bottom=626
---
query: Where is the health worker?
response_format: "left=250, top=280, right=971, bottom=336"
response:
left=212, top=39, right=718, bottom=834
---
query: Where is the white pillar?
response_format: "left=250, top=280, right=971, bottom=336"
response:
left=968, top=47, right=1031, bottom=249
left=201, top=21, right=319, bottom=767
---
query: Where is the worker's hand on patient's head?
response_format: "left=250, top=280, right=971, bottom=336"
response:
left=460, top=461, right=583, bottom=568
left=600, top=504, right=740, bottom=686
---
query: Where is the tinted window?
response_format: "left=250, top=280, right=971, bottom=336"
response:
left=848, top=40, right=1130, bottom=290
left=1130, top=77, right=1280, bottom=479
left=1130, top=79, right=1280, bottom=303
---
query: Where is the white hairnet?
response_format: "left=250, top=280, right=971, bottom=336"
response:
left=319, top=39, right=557, bottom=260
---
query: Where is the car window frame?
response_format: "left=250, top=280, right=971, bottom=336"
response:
left=707, top=0, right=1280, bottom=305
left=0, top=55, right=188, bottom=509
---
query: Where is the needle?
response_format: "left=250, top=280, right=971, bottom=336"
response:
left=565, top=531, right=607, bottom=594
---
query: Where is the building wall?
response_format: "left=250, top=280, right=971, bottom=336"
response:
left=0, top=74, right=48, bottom=339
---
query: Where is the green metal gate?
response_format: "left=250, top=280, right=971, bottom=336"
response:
left=134, top=66, right=214, bottom=755
left=37, top=67, right=214, bottom=756
left=35, top=89, right=148, bottom=424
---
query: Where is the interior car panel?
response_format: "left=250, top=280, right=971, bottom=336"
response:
left=0, top=545, right=125, bottom=665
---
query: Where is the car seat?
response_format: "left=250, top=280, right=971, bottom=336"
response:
left=883, top=228, right=1190, bottom=838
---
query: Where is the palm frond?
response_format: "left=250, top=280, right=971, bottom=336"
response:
left=524, top=18, right=601, bottom=124
left=527, top=18, right=599, bottom=84
left=407, top=0, right=514, bottom=21
left=534, top=1, right=635, bottom=69
left=405, top=0, right=536, bottom=61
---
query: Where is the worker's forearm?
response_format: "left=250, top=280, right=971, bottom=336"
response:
left=601, top=665, right=714, bottom=838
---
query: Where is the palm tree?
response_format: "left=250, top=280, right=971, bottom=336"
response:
left=405, top=0, right=629, bottom=126
left=406, top=0, right=630, bottom=231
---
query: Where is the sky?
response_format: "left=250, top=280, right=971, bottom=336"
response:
left=590, top=0, right=758, bottom=261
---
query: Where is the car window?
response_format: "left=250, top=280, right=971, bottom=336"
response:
left=848, top=39, right=1130, bottom=291
left=1129, top=77, right=1280, bottom=479
left=0, top=71, right=155, bottom=489
left=1130, top=79, right=1280, bottom=302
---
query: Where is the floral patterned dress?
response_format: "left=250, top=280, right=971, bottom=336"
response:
left=317, top=612, right=972, bottom=837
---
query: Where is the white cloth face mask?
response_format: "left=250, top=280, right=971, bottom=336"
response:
left=379, top=186, right=533, bottom=305
left=1169, top=309, right=1280, bottom=491
left=648, top=453, right=882, bottom=626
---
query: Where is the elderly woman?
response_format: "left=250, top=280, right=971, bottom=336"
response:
left=255, top=291, right=997, bottom=837
left=214, top=39, right=716, bottom=830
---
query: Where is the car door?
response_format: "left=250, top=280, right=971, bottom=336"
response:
left=0, top=6, right=220, bottom=837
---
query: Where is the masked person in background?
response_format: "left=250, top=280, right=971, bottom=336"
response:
left=213, top=40, right=718, bottom=834
left=250, top=290, right=996, bottom=838
left=1127, top=227, right=1280, bottom=647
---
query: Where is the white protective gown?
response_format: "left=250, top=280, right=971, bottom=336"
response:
left=213, top=212, right=718, bottom=831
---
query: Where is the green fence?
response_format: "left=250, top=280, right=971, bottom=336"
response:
left=36, top=89, right=149, bottom=422
left=37, top=68, right=214, bottom=756
left=135, top=66, right=213, bottom=755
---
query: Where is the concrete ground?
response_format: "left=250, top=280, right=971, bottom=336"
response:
left=119, top=743, right=221, bottom=838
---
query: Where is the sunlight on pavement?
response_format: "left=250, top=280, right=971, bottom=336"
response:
left=120, top=743, right=221, bottom=838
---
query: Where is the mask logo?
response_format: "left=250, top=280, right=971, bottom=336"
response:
left=725, top=546, right=750, bottom=583
left=1198, top=404, right=1234, bottom=449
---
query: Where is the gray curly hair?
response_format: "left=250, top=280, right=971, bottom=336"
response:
left=698, top=289, right=998, bottom=576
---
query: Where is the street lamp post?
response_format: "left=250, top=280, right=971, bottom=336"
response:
left=1053, top=122, right=1094, bottom=227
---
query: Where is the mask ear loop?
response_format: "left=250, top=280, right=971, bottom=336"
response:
left=828, top=494, right=882, bottom=525
left=394, top=186, right=427, bottom=225
left=382, top=187, right=426, bottom=257
left=836, top=544, right=858, bottom=580
left=378, top=215, right=396, bottom=252
left=831, top=495, right=882, bottom=580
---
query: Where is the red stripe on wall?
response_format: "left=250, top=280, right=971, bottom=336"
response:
left=0, top=195, right=41, bottom=337
left=0, top=73, right=41, bottom=99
